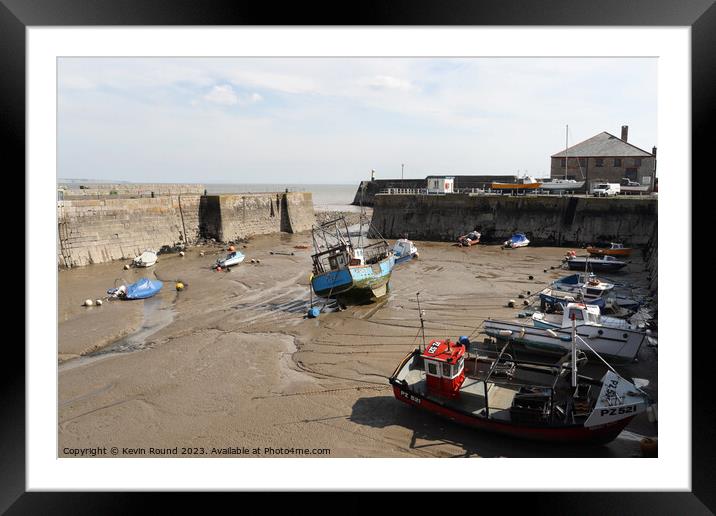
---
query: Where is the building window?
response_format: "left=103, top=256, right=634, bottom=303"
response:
left=595, top=158, right=604, bottom=167
left=614, top=158, right=622, bottom=167
left=560, top=158, right=566, bottom=167
left=625, top=169, right=638, bottom=181
left=635, top=158, right=642, bottom=167
left=578, top=158, right=586, bottom=168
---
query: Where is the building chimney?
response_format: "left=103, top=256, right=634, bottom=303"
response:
left=621, top=125, right=628, bottom=142
left=652, top=146, right=657, bottom=157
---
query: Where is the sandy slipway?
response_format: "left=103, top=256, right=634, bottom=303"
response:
left=58, top=233, right=657, bottom=458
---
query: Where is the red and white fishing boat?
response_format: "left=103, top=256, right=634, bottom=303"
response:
left=389, top=303, right=651, bottom=444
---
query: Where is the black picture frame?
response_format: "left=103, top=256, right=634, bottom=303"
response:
left=5, top=0, right=712, bottom=512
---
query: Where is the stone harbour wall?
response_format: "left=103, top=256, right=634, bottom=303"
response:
left=59, top=183, right=206, bottom=198
left=57, top=191, right=315, bottom=267
left=57, top=195, right=202, bottom=268
left=369, top=193, right=657, bottom=247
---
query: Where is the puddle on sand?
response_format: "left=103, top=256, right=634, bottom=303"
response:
left=59, top=295, right=176, bottom=373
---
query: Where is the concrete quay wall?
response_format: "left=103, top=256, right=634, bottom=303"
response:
left=58, top=191, right=315, bottom=267
left=369, top=194, right=657, bottom=246
left=59, top=183, right=206, bottom=198
left=57, top=195, right=202, bottom=268
left=200, top=192, right=315, bottom=242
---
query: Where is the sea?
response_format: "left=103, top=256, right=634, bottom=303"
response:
left=204, top=183, right=361, bottom=212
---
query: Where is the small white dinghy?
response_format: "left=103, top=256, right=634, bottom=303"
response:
left=532, top=303, right=639, bottom=332
left=133, top=250, right=158, bottom=268
left=214, top=250, right=245, bottom=269
left=392, top=238, right=419, bottom=265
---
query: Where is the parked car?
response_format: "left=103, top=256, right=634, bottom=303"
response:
left=620, top=178, right=639, bottom=187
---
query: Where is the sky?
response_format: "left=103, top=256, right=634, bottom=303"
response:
left=57, top=57, right=657, bottom=184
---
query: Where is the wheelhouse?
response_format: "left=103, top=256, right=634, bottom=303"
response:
left=420, top=339, right=466, bottom=398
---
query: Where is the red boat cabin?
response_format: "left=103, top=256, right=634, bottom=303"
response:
left=421, top=339, right=466, bottom=398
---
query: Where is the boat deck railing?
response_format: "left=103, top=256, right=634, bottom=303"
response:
left=375, top=188, right=655, bottom=198
left=378, top=188, right=428, bottom=195
left=363, top=241, right=390, bottom=265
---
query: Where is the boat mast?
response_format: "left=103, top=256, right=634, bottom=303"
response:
left=416, top=292, right=426, bottom=351
left=357, top=180, right=367, bottom=249
left=565, top=124, right=568, bottom=180
left=571, top=312, right=577, bottom=388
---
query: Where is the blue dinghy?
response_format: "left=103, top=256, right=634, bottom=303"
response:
left=125, top=277, right=163, bottom=300
left=504, top=232, right=530, bottom=248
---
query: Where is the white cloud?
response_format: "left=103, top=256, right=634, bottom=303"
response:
left=200, top=86, right=263, bottom=107
left=364, top=75, right=415, bottom=91
left=203, top=85, right=238, bottom=105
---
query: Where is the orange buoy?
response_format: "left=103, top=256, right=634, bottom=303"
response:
left=228, top=245, right=235, bottom=252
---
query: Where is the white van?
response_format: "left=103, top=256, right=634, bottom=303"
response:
left=592, top=183, right=621, bottom=197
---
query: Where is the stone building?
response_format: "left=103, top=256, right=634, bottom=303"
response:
left=550, top=126, right=656, bottom=187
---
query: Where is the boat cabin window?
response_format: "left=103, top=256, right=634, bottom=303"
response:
left=425, top=357, right=464, bottom=378
left=586, top=312, right=600, bottom=324
left=585, top=288, right=601, bottom=296
left=567, top=308, right=584, bottom=321
left=328, top=253, right=349, bottom=270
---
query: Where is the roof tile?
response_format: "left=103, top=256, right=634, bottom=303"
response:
left=551, top=132, right=653, bottom=158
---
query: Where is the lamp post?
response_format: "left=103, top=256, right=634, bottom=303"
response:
left=401, top=163, right=404, bottom=181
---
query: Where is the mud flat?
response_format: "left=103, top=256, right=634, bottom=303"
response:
left=59, top=235, right=657, bottom=458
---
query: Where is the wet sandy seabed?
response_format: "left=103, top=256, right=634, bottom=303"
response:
left=58, top=232, right=657, bottom=458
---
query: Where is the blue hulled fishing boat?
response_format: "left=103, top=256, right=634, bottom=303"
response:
left=310, top=216, right=395, bottom=301
left=543, top=273, right=641, bottom=313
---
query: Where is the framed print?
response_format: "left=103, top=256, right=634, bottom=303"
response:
left=5, top=0, right=713, bottom=512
